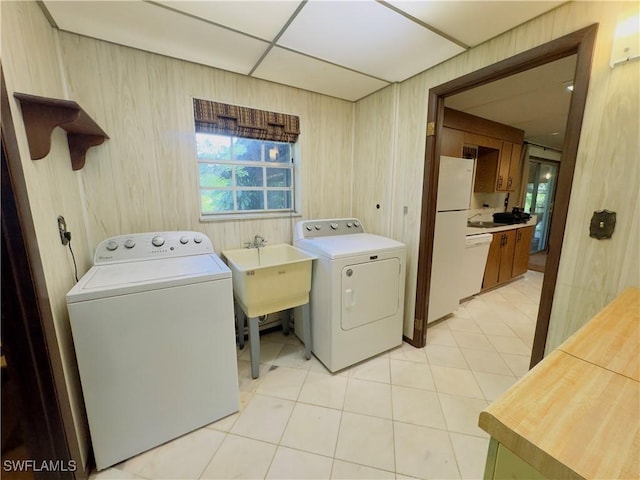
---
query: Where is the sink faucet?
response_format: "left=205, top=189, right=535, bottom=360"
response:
left=246, top=235, right=267, bottom=249
left=467, top=213, right=483, bottom=222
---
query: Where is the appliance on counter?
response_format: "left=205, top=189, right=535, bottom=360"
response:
left=293, top=219, right=406, bottom=372
left=66, top=232, right=238, bottom=470
left=428, top=156, right=475, bottom=323
left=461, top=233, right=493, bottom=300
left=493, top=207, right=532, bottom=224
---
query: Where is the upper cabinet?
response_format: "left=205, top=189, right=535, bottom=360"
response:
left=442, top=108, right=524, bottom=193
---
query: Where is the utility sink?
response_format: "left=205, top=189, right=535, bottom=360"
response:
left=222, top=244, right=316, bottom=318
left=467, top=221, right=506, bottom=228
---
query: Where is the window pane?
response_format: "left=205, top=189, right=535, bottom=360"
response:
left=265, top=142, right=290, bottom=163
left=199, top=163, right=232, bottom=187
left=236, top=166, right=263, bottom=187
left=201, top=190, right=233, bottom=213
left=233, top=137, right=262, bottom=161
left=266, top=168, right=291, bottom=187
left=267, top=191, right=291, bottom=210
left=237, top=190, right=264, bottom=210
left=196, top=134, right=231, bottom=160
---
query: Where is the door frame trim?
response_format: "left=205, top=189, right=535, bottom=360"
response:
left=1, top=65, right=84, bottom=477
left=411, top=24, right=598, bottom=368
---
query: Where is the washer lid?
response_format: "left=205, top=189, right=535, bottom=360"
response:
left=67, top=254, right=230, bottom=303
left=295, top=233, right=405, bottom=259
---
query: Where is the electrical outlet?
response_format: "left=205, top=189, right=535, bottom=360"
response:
left=58, top=216, right=69, bottom=246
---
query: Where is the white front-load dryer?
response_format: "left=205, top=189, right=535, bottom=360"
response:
left=294, top=219, right=406, bottom=372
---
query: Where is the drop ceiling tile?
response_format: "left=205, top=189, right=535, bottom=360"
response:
left=44, top=1, right=268, bottom=75
left=154, top=1, right=303, bottom=41
left=388, top=1, right=565, bottom=47
left=253, top=47, right=390, bottom=101
left=277, top=1, right=464, bottom=82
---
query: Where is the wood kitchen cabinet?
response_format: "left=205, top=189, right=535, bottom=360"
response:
left=443, top=107, right=524, bottom=194
left=482, top=226, right=532, bottom=290
left=511, top=226, right=534, bottom=277
left=441, top=127, right=465, bottom=157
left=475, top=141, right=522, bottom=192
left=496, top=141, right=522, bottom=192
left=483, top=230, right=516, bottom=290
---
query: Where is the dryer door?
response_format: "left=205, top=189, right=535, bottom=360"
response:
left=341, top=258, right=400, bottom=330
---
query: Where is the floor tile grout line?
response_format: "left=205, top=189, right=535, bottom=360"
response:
left=196, top=430, right=229, bottom=480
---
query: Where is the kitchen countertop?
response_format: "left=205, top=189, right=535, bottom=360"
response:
left=465, top=216, right=537, bottom=236
left=478, top=288, right=640, bottom=479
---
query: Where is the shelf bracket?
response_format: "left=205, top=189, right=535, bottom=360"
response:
left=14, top=92, right=109, bottom=171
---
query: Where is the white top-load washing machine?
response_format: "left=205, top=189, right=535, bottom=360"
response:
left=66, top=232, right=238, bottom=470
left=294, top=219, right=406, bottom=372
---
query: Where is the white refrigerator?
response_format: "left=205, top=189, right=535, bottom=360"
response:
left=428, top=156, right=474, bottom=323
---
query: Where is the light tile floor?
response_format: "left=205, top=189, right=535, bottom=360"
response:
left=92, top=271, right=543, bottom=480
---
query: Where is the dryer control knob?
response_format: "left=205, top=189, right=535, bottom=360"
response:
left=354, top=221, right=360, bottom=227
left=330, top=223, right=339, bottom=230
left=124, top=239, right=136, bottom=249
left=305, top=225, right=313, bottom=231
left=151, top=236, right=165, bottom=247
left=180, top=236, right=190, bottom=245
left=193, top=236, right=203, bottom=244
left=346, top=222, right=353, bottom=228
left=314, top=224, right=321, bottom=230
left=106, top=240, right=118, bottom=251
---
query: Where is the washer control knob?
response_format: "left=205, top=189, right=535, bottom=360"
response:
left=314, top=224, right=321, bottom=230
left=180, top=236, right=190, bottom=245
left=353, top=221, right=360, bottom=228
left=305, top=225, right=313, bottom=231
left=193, top=236, right=203, bottom=244
left=106, top=240, right=118, bottom=251
left=346, top=222, right=353, bottom=228
left=151, top=236, right=165, bottom=247
left=124, top=239, right=136, bottom=249
left=330, top=223, right=339, bottom=230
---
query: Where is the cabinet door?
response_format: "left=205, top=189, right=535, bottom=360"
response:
left=441, top=127, right=465, bottom=157
left=482, top=233, right=502, bottom=290
left=498, top=230, right=517, bottom=283
left=496, top=142, right=513, bottom=191
left=508, top=142, right=523, bottom=192
left=511, top=226, right=534, bottom=277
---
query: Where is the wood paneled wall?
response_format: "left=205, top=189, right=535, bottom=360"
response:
left=57, top=33, right=355, bottom=254
left=1, top=1, right=93, bottom=468
left=352, top=1, right=640, bottom=348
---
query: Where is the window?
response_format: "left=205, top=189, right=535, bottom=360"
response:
left=196, top=134, right=294, bottom=214
left=193, top=99, right=300, bottom=218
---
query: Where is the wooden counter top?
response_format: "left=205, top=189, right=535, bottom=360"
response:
left=479, top=288, right=640, bottom=480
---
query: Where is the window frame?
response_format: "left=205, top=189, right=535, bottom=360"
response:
left=196, top=133, right=301, bottom=221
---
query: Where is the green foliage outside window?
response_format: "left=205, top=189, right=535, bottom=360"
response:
left=196, top=134, right=293, bottom=214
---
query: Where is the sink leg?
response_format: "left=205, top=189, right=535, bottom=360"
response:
left=282, top=310, right=291, bottom=336
left=302, top=303, right=311, bottom=360
left=235, top=303, right=245, bottom=350
left=248, top=316, right=260, bottom=379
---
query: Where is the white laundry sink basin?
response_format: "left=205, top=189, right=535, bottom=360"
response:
left=222, top=244, right=316, bottom=318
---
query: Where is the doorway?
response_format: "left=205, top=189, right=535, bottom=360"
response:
left=412, top=24, right=598, bottom=368
left=525, top=158, right=559, bottom=275
left=526, top=159, right=559, bottom=253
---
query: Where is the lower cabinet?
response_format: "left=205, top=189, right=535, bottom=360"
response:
left=511, top=226, right=534, bottom=277
left=482, top=226, right=534, bottom=290
left=484, top=438, right=547, bottom=480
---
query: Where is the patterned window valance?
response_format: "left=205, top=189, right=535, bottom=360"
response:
left=193, top=99, right=300, bottom=143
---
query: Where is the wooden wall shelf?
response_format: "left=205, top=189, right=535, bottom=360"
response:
left=14, top=92, right=109, bottom=171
